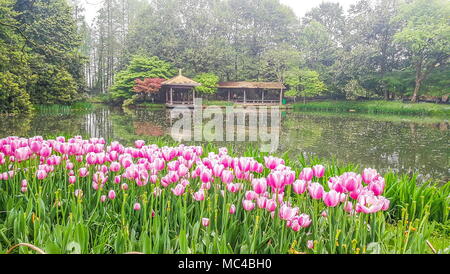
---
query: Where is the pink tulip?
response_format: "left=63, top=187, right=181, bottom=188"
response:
left=279, top=204, right=298, bottom=220
left=252, top=178, right=267, bottom=194
left=343, top=176, right=359, bottom=192
left=229, top=204, right=236, bottom=214
left=307, top=183, right=324, bottom=200
left=297, top=213, right=312, bottom=227
left=212, top=164, right=225, bottom=177
left=21, top=187, right=27, bottom=193
left=299, top=168, right=313, bottom=181
left=307, top=240, right=314, bottom=249
left=292, top=180, right=307, bottom=194
left=226, top=183, right=239, bottom=193
left=133, top=202, right=141, bottom=211
left=245, top=190, right=258, bottom=200
left=242, top=200, right=255, bottom=211
left=323, top=190, right=340, bottom=207
left=369, top=177, right=385, bottom=196
left=379, top=196, right=390, bottom=211
left=100, top=195, right=107, bottom=202
left=321, top=211, right=328, bottom=218
left=267, top=171, right=285, bottom=190
left=69, top=176, right=76, bottom=184
left=36, top=169, right=47, bottom=180
left=312, top=165, right=325, bottom=178
left=193, top=189, right=205, bottom=201
left=356, top=195, right=383, bottom=214
left=256, top=196, right=267, bottom=209
left=344, top=201, right=353, bottom=213
left=79, top=167, right=89, bottom=178
left=110, top=161, right=121, bottom=172
left=264, top=156, right=284, bottom=170
left=265, top=199, right=277, bottom=212
left=21, top=179, right=27, bottom=188
left=202, top=218, right=210, bottom=227
left=362, top=168, right=378, bottom=184
left=108, top=190, right=116, bottom=200
left=65, top=162, right=74, bottom=170
left=200, top=169, right=212, bottom=183
left=135, top=140, right=145, bottom=149
left=221, top=170, right=234, bottom=183
left=171, top=184, right=185, bottom=196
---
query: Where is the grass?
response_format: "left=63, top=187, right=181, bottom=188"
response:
left=0, top=137, right=448, bottom=254
left=134, top=102, right=165, bottom=109
left=292, top=100, right=450, bottom=117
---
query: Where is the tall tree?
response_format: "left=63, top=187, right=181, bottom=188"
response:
left=394, top=0, right=450, bottom=102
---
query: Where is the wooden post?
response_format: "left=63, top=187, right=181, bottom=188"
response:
left=170, top=87, right=173, bottom=105
left=244, top=89, right=246, bottom=104
left=228, top=90, right=230, bottom=102
left=261, top=89, right=264, bottom=103
left=192, top=88, right=195, bottom=105
left=279, top=88, right=283, bottom=105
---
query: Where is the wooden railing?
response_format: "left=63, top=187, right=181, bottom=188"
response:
left=232, top=99, right=280, bottom=104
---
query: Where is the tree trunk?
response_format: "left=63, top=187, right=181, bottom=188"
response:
left=411, top=58, right=424, bottom=103
left=411, top=78, right=422, bottom=103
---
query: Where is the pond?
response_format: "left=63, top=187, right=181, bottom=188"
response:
left=1, top=104, right=448, bottom=182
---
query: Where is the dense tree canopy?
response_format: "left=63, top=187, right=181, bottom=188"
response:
left=1, top=0, right=449, bottom=113
left=0, top=0, right=86, bottom=114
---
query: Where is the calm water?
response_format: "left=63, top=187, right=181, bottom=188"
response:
left=1, top=105, right=448, bottom=182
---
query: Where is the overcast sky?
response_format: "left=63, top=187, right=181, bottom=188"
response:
left=81, top=0, right=360, bottom=24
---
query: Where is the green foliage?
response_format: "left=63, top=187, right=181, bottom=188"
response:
left=194, top=73, right=219, bottom=94
left=344, top=80, right=371, bottom=100
left=285, top=69, right=327, bottom=100
left=260, top=44, right=301, bottom=82
left=0, top=72, right=33, bottom=114
left=393, top=0, right=450, bottom=100
left=109, top=55, right=175, bottom=103
left=0, top=0, right=85, bottom=113
left=28, top=62, right=78, bottom=105
left=293, top=100, right=450, bottom=116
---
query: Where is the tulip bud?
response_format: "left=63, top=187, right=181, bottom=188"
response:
left=201, top=218, right=210, bottom=227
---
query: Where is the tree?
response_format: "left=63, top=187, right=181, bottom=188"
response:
left=0, top=0, right=33, bottom=114
left=109, top=55, right=175, bottom=103
left=285, top=69, right=327, bottom=103
left=394, top=0, right=450, bottom=102
left=260, top=44, right=301, bottom=83
left=3, top=0, right=86, bottom=106
left=345, top=0, right=404, bottom=100
left=343, top=79, right=370, bottom=100
left=133, top=78, right=165, bottom=94
left=194, top=73, right=219, bottom=94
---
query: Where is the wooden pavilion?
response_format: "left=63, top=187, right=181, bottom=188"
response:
left=217, top=82, right=286, bottom=105
left=162, top=70, right=201, bottom=107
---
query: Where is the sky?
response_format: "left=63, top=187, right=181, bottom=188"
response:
left=80, top=0, right=360, bottom=24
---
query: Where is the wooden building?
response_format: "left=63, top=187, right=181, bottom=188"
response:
left=217, top=82, right=286, bottom=105
left=162, top=70, right=201, bottom=107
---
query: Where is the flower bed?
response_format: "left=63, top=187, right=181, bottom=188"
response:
left=0, top=136, right=440, bottom=254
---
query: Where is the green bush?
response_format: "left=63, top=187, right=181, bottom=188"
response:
left=0, top=72, right=34, bottom=115
left=109, top=56, right=175, bottom=104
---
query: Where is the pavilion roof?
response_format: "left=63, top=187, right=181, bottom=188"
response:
left=217, top=81, right=286, bottom=90
left=162, top=70, right=201, bottom=87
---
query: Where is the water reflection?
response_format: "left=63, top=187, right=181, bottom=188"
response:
left=0, top=105, right=448, bottom=181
